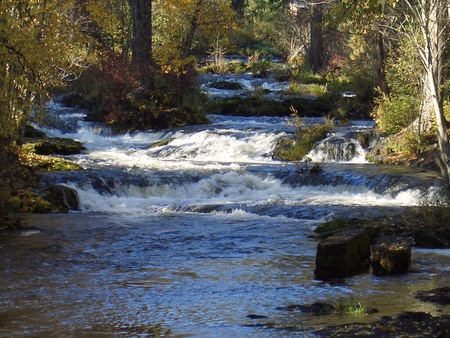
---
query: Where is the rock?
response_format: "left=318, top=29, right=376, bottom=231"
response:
left=416, top=287, right=450, bottom=305
left=314, top=312, right=450, bottom=337
left=314, top=229, right=371, bottom=280
left=149, top=138, right=175, bottom=148
left=47, top=185, right=79, bottom=211
left=24, top=125, right=46, bottom=138
left=313, top=218, right=365, bottom=239
left=371, top=236, right=411, bottom=275
left=247, top=314, right=268, bottom=319
left=276, top=302, right=335, bottom=314
left=30, top=138, right=86, bottom=155
left=208, top=80, right=243, bottom=90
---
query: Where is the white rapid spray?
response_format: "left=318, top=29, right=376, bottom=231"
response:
left=36, top=103, right=444, bottom=218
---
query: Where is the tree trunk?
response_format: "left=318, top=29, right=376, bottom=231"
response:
left=375, top=31, right=388, bottom=96
left=183, top=0, right=203, bottom=59
left=129, top=0, right=153, bottom=66
left=308, top=3, right=324, bottom=73
left=423, top=0, right=450, bottom=188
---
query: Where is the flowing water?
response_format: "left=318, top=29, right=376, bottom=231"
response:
left=1, top=102, right=450, bottom=337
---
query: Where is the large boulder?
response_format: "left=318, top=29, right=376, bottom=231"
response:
left=371, top=236, right=412, bottom=275
left=315, top=229, right=371, bottom=280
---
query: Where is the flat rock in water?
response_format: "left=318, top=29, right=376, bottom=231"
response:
left=416, top=287, right=450, bottom=305
left=314, top=312, right=450, bottom=337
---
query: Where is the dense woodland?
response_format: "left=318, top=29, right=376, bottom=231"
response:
left=2, top=0, right=450, bottom=215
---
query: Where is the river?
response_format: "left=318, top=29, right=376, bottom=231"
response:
left=1, top=102, right=450, bottom=337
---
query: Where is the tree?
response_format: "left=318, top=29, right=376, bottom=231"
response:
left=309, top=1, right=325, bottom=72
left=0, top=0, right=90, bottom=213
left=129, top=0, right=153, bottom=66
left=153, top=0, right=236, bottom=72
left=401, top=0, right=450, bottom=188
left=85, top=0, right=132, bottom=58
left=0, top=0, right=90, bottom=146
left=331, top=0, right=393, bottom=95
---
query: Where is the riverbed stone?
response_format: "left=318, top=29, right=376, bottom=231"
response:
left=371, top=236, right=411, bottom=275
left=416, top=287, right=450, bottom=305
left=315, top=229, right=371, bottom=280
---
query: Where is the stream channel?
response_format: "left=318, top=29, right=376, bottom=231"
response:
left=1, top=75, right=450, bottom=337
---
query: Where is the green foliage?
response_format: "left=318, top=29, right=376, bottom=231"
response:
left=0, top=0, right=90, bottom=145
left=284, top=83, right=328, bottom=98
left=373, top=93, right=419, bottom=135
left=249, top=59, right=272, bottom=77
left=274, top=107, right=334, bottom=161
left=153, top=0, right=236, bottom=71
left=372, top=37, right=422, bottom=135
left=292, top=66, right=327, bottom=85
left=335, top=300, right=371, bottom=315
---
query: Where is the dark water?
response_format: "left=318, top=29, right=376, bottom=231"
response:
left=1, top=109, right=450, bottom=337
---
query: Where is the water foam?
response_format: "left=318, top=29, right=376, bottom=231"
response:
left=68, top=172, right=425, bottom=215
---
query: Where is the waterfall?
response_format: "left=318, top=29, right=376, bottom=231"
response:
left=307, top=135, right=367, bottom=163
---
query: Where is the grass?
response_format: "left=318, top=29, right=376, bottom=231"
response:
left=284, top=82, right=328, bottom=97
left=336, top=300, right=370, bottom=315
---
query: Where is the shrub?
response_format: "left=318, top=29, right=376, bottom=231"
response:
left=373, top=93, right=419, bottom=135
left=273, top=107, right=334, bottom=161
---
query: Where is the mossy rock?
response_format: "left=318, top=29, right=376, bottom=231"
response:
left=272, top=137, right=313, bottom=161
left=109, top=107, right=209, bottom=132
left=24, top=125, right=46, bottom=138
left=12, top=190, right=59, bottom=213
left=315, top=229, right=371, bottom=279
left=371, top=237, right=412, bottom=275
left=23, top=138, right=86, bottom=155
left=314, top=218, right=366, bottom=238
left=149, top=138, right=175, bottom=148
left=19, top=152, right=83, bottom=171
left=47, top=185, right=79, bottom=212
left=204, top=97, right=290, bottom=116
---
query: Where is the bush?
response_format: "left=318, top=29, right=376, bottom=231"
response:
left=373, top=93, right=419, bottom=134
left=273, top=107, right=334, bottom=161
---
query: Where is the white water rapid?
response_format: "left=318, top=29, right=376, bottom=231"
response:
left=35, top=103, right=441, bottom=218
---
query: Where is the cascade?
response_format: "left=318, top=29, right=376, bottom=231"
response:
left=307, top=134, right=367, bottom=163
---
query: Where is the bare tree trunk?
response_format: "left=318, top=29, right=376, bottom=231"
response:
left=423, top=0, right=450, bottom=188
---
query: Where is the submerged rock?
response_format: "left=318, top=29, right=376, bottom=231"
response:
left=315, top=229, right=371, bottom=280
left=416, top=287, right=450, bottom=305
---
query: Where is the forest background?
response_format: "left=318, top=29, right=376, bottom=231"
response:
left=1, top=0, right=450, bottom=217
